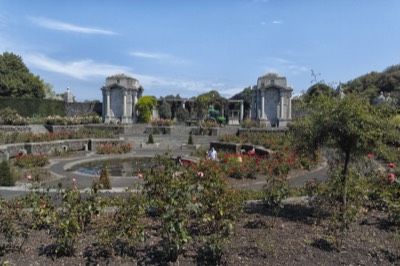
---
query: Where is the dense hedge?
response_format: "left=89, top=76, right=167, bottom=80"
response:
left=0, top=97, right=66, bottom=117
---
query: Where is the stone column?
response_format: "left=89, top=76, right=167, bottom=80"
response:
left=104, top=89, right=111, bottom=123
left=182, top=100, right=186, bottom=109
left=280, top=92, right=285, bottom=119
left=261, top=90, right=265, bottom=119
left=288, top=92, right=292, bottom=119
left=132, top=90, right=138, bottom=122
left=121, top=89, right=128, bottom=123
left=240, top=100, right=244, bottom=124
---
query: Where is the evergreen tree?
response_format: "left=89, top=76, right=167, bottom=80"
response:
left=0, top=160, right=15, bottom=186
left=158, top=100, right=172, bottom=119
left=99, top=166, right=112, bottom=189
left=0, top=52, right=45, bottom=98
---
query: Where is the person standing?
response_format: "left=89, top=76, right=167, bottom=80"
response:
left=210, top=147, right=217, bottom=161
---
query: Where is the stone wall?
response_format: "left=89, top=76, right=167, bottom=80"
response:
left=44, top=125, right=85, bottom=133
left=209, top=141, right=271, bottom=157
left=0, top=138, right=124, bottom=160
left=66, top=102, right=102, bottom=117
left=0, top=126, right=31, bottom=133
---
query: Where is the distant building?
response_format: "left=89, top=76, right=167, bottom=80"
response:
left=250, top=73, right=292, bottom=127
left=64, top=87, right=74, bottom=103
left=101, top=74, right=143, bottom=124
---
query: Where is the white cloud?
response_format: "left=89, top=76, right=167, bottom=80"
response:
left=24, top=53, right=237, bottom=98
left=25, top=54, right=129, bottom=79
left=261, top=57, right=308, bottom=76
left=272, top=20, right=282, bottom=25
left=129, top=73, right=240, bottom=97
left=129, top=51, right=189, bottom=65
left=130, top=52, right=169, bottom=60
left=29, top=17, right=117, bottom=35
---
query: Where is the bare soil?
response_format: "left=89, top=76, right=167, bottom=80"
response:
left=1, top=201, right=399, bottom=265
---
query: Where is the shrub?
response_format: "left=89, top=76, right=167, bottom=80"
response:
left=147, top=133, right=154, bottom=144
left=0, top=107, right=28, bottom=125
left=241, top=118, right=257, bottom=128
left=263, top=177, right=289, bottom=223
left=0, top=160, right=15, bottom=186
left=97, top=192, right=145, bottom=257
left=0, top=199, right=28, bottom=254
left=98, top=166, right=112, bottom=189
left=96, top=143, right=132, bottom=154
left=45, top=115, right=101, bottom=125
left=188, top=134, right=194, bottom=145
left=14, top=154, right=49, bottom=168
left=150, top=118, right=173, bottom=126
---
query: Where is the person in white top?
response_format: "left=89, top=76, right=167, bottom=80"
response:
left=209, top=147, right=217, bottom=160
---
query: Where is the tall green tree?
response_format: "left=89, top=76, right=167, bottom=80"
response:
left=158, top=100, right=172, bottom=119
left=0, top=52, right=45, bottom=98
left=304, top=83, right=337, bottom=102
left=291, top=94, right=386, bottom=209
left=0, top=160, right=15, bottom=186
left=194, top=90, right=227, bottom=121
left=135, top=96, right=157, bottom=123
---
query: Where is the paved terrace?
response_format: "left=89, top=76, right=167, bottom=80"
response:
left=0, top=125, right=327, bottom=200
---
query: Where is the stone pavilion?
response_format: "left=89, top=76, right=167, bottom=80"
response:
left=250, top=73, right=292, bottom=127
left=101, top=74, right=143, bottom=124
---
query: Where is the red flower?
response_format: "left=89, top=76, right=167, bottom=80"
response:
left=388, top=173, right=395, bottom=182
left=367, top=153, right=372, bottom=159
left=388, top=163, right=395, bottom=168
left=230, top=169, right=234, bottom=174
left=137, top=173, right=143, bottom=179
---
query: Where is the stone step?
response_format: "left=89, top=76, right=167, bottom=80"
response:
left=28, top=125, right=49, bottom=134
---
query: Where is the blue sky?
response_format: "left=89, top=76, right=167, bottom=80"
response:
left=1, top=1, right=399, bottom=101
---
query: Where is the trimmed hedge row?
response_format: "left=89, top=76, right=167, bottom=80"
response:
left=0, top=97, right=66, bottom=117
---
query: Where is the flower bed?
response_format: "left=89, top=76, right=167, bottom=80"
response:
left=14, top=154, right=49, bottom=168
left=96, top=143, right=132, bottom=154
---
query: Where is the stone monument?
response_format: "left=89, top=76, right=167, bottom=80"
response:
left=250, top=73, right=292, bottom=127
left=101, top=74, right=143, bottom=124
left=64, top=87, right=74, bottom=103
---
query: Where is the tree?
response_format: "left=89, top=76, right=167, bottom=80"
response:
left=345, top=65, right=400, bottom=104
left=175, top=106, right=190, bottom=123
left=230, top=86, right=252, bottom=116
left=194, top=90, right=227, bottom=121
left=291, top=93, right=386, bottom=210
left=158, top=100, right=172, bottom=119
left=135, top=96, right=157, bottom=123
left=98, top=166, right=112, bottom=189
left=0, top=160, right=15, bottom=186
left=304, top=83, right=337, bottom=102
left=0, top=52, right=45, bottom=98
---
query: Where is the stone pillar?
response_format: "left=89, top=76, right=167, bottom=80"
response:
left=104, top=89, right=111, bottom=123
left=240, top=101, right=244, bottom=124
left=261, top=90, right=265, bottom=119
left=106, top=90, right=111, bottom=117
left=132, top=90, right=138, bottom=122
left=121, top=89, right=128, bottom=123
left=288, top=92, right=292, bottom=119
left=280, top=92, right=285, bottom=119
left=182, top=100, right=186, bottom=109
